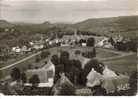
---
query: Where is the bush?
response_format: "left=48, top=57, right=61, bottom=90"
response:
left=114, top=40, right=137, bottom=52
left=59, top=82, right=75, bottom=95
left=35, top=55, right=41, bottom=62
left=60, top=51, right=70, bottom=71
left=74, top=50, right=81, bottom=55
left=65, top=60, right=82, bottom=85
left=29, top=74, right=40, bottom=88
left=87, top=37, right=95, bottom=47
left=0, top=71, right=3, bottom=79
left=10, top=67, right=21, bottom=81
left=79, top=39, right=86, bottom=45
left=70, top=59, right=82, bottom=70
left=82, top=48, right=96, bottom=58
left=128, top=71, right=138, bottom=95
left=51, top=54, right=60, bottom=65
left=41, top=50, right=50, bottom=59
left=127, top=40, right=137, bottom=52
left=54, top=64, right=64, bottom=83
left=114, top=42, right=127, bottom=51
left=108, top=37, right=115, bottom=46
left=28, top=64, right=33, bottom=69
left=21, top=72, right=27, bottom=83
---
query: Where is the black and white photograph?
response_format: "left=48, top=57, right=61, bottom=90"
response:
left=0, top=0, right=137, bottom=96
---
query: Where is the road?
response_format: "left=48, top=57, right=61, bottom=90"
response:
left=0, top=51, right=41, bottom=71
left=98, top=48, right=134, bottom=61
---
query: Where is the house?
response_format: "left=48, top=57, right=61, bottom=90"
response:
left=95, top=37, right=109, bottom=47
left=29, top=41, right=34, bottom=46
left=12, top=46, right=22, bottom=53
left=95, top=37, right=114, bottom=49
left=82, top=43, right=87, bottom=47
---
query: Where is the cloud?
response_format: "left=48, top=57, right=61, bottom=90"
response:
left=0, top=0, right=137, bottom=23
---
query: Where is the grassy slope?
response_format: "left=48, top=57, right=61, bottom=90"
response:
left=73, top=16, right=138, bottom=39
left=104, top=54, right=137, bottom=76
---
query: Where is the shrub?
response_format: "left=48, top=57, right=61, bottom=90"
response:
left=128, top=71, right=138, bottom=95
left=41, top=50, right=50, bottom=59
left=10, top=67, right=21, bottom=81
left=114, top=42, right=127, bottom=51
left=21, top=72, right=27, bottom=83
left=82, top=48, right=96, bottom=58
left=60, top=51, right=70, bottom=67
left=74, top=50, right=81, bottom=55
left=87, top=37, right=95, bottom=47
left=0, top=71, right=3, bottom=79
left=29, top=74, right=40, bottom=88
left=51, top=54, right=60, bottom=65
left=59, top=82, right=75, bottom=95
left=127, top=40, right=137, bottom=52
left=35, top=55, right=41, bottom=62
left=79, top=39, right=86, bottom=45
left=28, top=64, right=33, bottom=69
left=66, top=60, right=82, bottom=85
left=70, top=59, right=82, bottom=70
left=108, top=37, right=115, bottom=46
left=54, top=64, right=64, bottom=83
left=55, top=64, right=64, bottom=74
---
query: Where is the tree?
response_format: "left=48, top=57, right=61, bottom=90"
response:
left=108, top=37, right=115, bottom=46
left=129, top=71, right=137, bottom=95
left=21, top=72, right=27, bottom=84
left=79, top=39, right=86, bottom=45
left=93, top=47, right=96, bottom=57
left=74, top=50, right=81, bottom=55
left=29, top=74, right=40, bottom=88
left=70, top=59, right=82, bottom=70
left=10, top=67, right=21, bottom=81
left=60, top=51, right=70, bottom=72
left=0, top=71, right=3, bottom=79
left=54, top=64, right=64, bottom=84
left=41, top=50, right=50, bottom=59
left=51, top=54, right=60, bottom=65
left=35, top=55, right=41, bottom=63
left=82, top=48, right=96, bottom=58
left=57, top=32, right=64, bottom=39
left=87, top=37, right=95, bottom=47
left=59, top=82, right=75, bottom=95
left=64, top=59, right=82, bottom=85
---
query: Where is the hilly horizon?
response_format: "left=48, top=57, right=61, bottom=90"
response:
left=72, top=15, right=138, bottom=38
left=0, top=15, right=137, bottom=39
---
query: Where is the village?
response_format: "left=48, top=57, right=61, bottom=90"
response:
left=0, top=26, right=137, bottom=95
left=0, top=27, right=136, bottom=66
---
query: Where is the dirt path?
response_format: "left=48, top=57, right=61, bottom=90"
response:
left=0, top=52, right=41, bottom=71
left=97, top=48, right=135, bottom=61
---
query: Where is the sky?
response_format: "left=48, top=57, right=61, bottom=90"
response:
left=0, top=0, right=138, bottom=23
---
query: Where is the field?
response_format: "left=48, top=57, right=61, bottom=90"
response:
left=49, top=46, right=137, bottom=76
left=104, top=54, right=137, bottom=76
left=0, top=46, right=137, bottom=80
left=54, top=47, right=137, bottom=76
